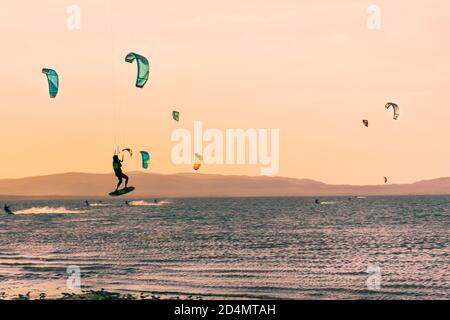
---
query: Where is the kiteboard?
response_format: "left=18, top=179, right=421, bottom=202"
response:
left=109, top=186, right=135, bottom=197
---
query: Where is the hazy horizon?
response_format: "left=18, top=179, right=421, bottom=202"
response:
left=1, top=1, right=449, bottom=184
left=1, top=170, right=450, bottom=185
left=1, top=171, right=450, bottom=199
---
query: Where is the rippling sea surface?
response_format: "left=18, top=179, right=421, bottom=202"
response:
left=0, top=196, right=448, bottom=299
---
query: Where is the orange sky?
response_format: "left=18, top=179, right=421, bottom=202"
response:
left=0, top=1, right=449, bottom=184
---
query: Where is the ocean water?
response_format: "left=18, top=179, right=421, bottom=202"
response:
left=0, top=196, right=448, bottom=300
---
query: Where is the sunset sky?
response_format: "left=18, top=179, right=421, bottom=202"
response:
left=0, top=1, right=449, bottom=184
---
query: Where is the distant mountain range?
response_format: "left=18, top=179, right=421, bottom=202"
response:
left=1, top=172, right=450, bottom=198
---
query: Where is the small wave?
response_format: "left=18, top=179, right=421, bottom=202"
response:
left=14, top=206, right=89, bottom=215
left=320, top=202, right=336, bottom=205
left=127, top=200, right=171, bottom=207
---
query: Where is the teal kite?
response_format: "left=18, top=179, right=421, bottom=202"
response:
left=140, top=151, right=150, bottom=169
left=42, top=68, right=59, bottom=98
left=172, top=110, right=180, bottom=122
left=125, top=52, right=150, bottom=88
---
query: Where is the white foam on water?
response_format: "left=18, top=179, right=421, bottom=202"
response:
left=14, top=206, right=89, bottom=215
left=89, top=203, right=113, bottom=207
left=127, top=200, right=172, bottom=207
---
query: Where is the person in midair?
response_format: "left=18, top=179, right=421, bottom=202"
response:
left=113, top=154, right=129, bottom=192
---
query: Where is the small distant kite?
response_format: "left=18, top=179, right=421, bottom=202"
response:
left=172, top=110, right=180, bottom=122
left=125, top=52, right=150, bottom=88
left=384, top=177, right=388, bottom=184
left=193, top=153, right=202, bottom=171
left=140, top=151, right=150, bottom=169
left=122, top=148, right=133, bottom=157
left=42, top=68, right=59, bottom=98
left=385, top=102, right=399, bottom=120
left=362, top=120, right=369, bottom=127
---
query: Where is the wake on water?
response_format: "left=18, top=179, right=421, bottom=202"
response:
left=13, top=206, right=89, bottom=215
left=127, top=200, right=172, bottom=207
left=9, top=201, right=172, bottom=215
left=89, top=203, right=114, bottom=207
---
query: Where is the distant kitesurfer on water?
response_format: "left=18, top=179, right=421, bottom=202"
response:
left=4, top=204, right=14, bottom=215
left=125, top=201, right=131, bottom=206
left=315, top=199, right=320, bottom=205
left=85, top=200, right=90, bottom=207
left=113, top=154, right=129, bottom=192
left=154, top=199, right=158, bottom=204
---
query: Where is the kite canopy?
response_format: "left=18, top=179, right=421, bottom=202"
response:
left=385, top=102, right=399, bottom=120
left=42, top=68, right=59, bottom=98
left=193, top=153, right=202, bottom=171
left=362, top=120, right=369, bottom=127
left=125, top=52, right=150, bottom=88
left=122, top=148, right=133, bottom=157
left=384, top=177, right=388, bottom=184
left=140, top=151, right=150, bottom=169
left=172, top=111, right=180, bottom=122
